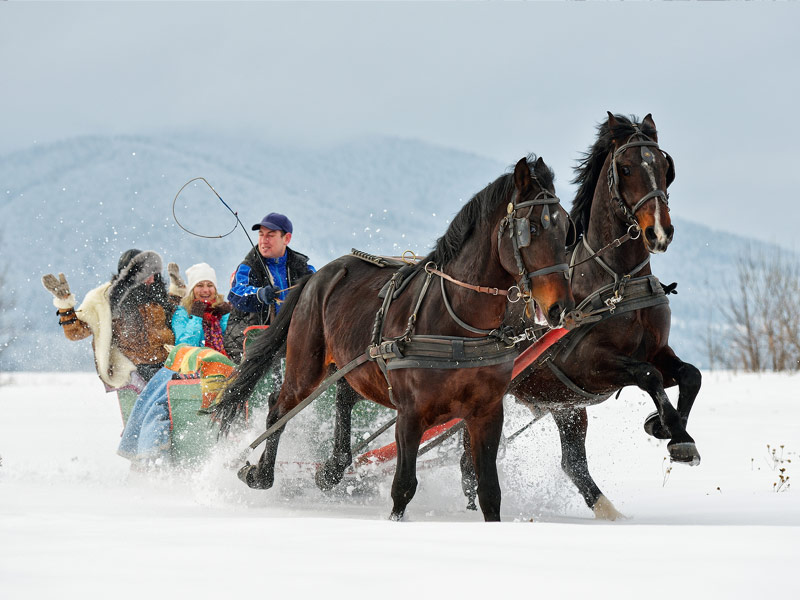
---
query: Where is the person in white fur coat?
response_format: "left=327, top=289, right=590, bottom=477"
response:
left=42, top=249, right=185, bottom=390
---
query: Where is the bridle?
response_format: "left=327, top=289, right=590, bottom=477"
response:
left=568, top=127, right=676, bottom=287
left=607, top=128, right=675, bottom=229
left=418, top=180, right=570, bottom=337
left=498, top=184, right=570, bottom=306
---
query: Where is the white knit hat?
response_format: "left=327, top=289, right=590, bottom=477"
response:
left=184, top=263, right=218, bottom=296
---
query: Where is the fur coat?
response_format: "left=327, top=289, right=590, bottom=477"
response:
left=54, top=251, right=178, bottom=389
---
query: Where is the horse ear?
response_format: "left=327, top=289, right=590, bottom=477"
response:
left=642, top=113, right=658, bottom=141
left=606, top=112, right=620, bottom=146
left=534, top=156, right=546, bottom=174
left=514, top=157, right=531, bottom=192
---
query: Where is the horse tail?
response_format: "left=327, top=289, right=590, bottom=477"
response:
left=214, top=274, right=313, bottom=433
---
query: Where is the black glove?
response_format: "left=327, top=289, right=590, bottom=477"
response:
left=211, top=301, right=233, bottom=317
left=256, top=286, right=277, bottom=304
left=190, top=300, right=209, bottom=317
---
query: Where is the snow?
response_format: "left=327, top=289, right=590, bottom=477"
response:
left=1, top=371, right=798, bottom=599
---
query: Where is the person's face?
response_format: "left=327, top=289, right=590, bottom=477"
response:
left=258, top=227, right=291, bottom=259
left=192, top=280, right=217, bottom=302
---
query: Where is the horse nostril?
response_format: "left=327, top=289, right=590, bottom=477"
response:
left=547, top=303, right=563, bottom=325
left=665, top=225, right=674, bottom=241
left=644, top=226, right=657, bottom=244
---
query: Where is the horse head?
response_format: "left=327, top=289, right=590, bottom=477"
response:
left=606, top=112, right=675, bottom=254
left=497, top=156, right=575, bottom=327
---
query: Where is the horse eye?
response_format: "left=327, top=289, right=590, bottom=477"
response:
left=530, top=224, right=537, bottom=234
left=621, top=166, right=631, bottom=176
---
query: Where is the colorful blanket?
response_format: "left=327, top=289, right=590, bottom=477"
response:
left=164, top=344, right=235, bottom=409
left=117, top=345, right=236, bottom=463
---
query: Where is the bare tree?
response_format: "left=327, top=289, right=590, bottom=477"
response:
left=713, top=246, right=800, bottom=372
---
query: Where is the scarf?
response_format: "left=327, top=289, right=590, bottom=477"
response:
left=202, top=308, right=227, bottom=356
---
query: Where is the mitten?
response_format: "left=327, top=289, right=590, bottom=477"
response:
left=168, top=262, right=187, bottom=296
left=42, top=273, right=76, bottom=309
left=256, top=286, right=277, bottom=304
left=211, top=301, right=233, bottom=317
left=190, top=300, right=209, bottom=317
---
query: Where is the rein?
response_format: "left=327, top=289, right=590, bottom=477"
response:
left=567, top=223, right=641, bottom=272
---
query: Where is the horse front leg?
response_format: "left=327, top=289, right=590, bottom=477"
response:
left=615, top=356, right=701, bottom=466
left=551, top=408, right=624, bottom=520
left=315, top=378, right=360, bottom=491
left=390, top=410, right=424, bottom=521
left=465, top=406, right=504, bottom=522
left=644, top=347, right=702, bottom=440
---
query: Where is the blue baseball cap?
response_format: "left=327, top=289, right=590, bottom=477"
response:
left=251, top=212, right=293, bottom=234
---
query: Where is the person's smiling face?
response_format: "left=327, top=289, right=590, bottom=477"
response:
left=258, top=227, right=291, bottom=259
left=192, top=280, right=217, bottom=302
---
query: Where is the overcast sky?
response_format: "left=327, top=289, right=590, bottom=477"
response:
left=2, top=3, right=798, bottom=249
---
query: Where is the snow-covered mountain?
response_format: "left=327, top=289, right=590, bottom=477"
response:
left=0, top=134, right=771, bottom=371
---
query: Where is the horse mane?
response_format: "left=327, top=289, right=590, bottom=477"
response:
left=423, top=154, right=554, bottom=268
left=570, top=114, right=657, bottom=239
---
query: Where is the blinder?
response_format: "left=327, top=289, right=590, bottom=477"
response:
left=564, top=212, right=578, bottom=249
left=665, top=151, right=675, bottom=187
left=508, top=189, right=558, bottom=249
left=513, top=218, right=532, bottom=248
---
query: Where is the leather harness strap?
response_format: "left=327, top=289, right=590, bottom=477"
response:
left=427, top=266, right=507, bottom=296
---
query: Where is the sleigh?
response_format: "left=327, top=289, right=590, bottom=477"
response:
left=115, top=328, right=276, bottom=464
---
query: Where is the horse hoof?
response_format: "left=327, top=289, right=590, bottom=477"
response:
left=314, top=466, right=338, bottom=492
left=389, top=510, right=405, bottom=522
left=237, top=462, right=273, bottom=489
left=643, top=411, right=671, bottom=439
left=668, top=442, right=701, bottom=466
left=592, top=495, right=626, bottom=521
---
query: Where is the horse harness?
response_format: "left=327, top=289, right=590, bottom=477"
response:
left=355, top=186, right=568, bottom=400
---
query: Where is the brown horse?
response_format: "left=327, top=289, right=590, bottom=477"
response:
left=215, top=156, right=574, bottom=521
left=461, top=113, right=701, bottom=518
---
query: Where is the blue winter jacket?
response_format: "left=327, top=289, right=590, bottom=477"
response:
left=227, top=252, right=316, bottom=314
left=171, top=306, right=230, bottom=347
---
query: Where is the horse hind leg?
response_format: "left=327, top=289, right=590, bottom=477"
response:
left=459, top=429, right=478, bottom=511
left=239, top=328, right=333, bottom=490
left=315, top=378, right=360, bottom=491
left=238, top=423, right=283, bottom=490
left=465, top=410, right=504, bottom=522
left=551, top=408, right=624, bottom=521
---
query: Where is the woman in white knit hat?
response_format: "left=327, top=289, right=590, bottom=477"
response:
left=171, top=263, right=232, bottom=355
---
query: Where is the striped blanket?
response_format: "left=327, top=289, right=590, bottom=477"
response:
left=164, top=344, right=236, bottom=409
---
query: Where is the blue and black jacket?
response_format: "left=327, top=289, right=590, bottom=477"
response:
left=223, top=246, right=314, bottom=361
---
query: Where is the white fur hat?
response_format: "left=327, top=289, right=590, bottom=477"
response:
left=185, top=263, right=218, bottom=295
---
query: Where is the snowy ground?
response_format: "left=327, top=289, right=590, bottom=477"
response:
left=1, top=371, right=798, bottom=599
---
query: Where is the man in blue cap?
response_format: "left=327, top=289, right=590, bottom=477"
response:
left=223, top=212, right=315, bottom=362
